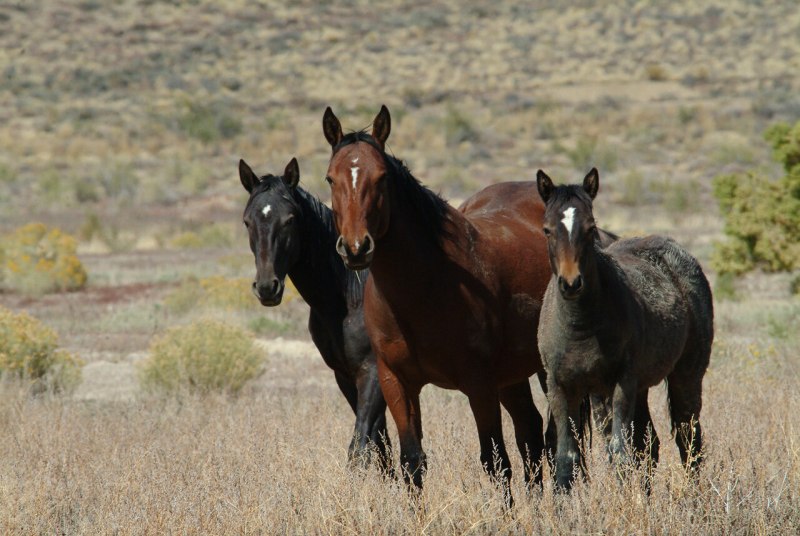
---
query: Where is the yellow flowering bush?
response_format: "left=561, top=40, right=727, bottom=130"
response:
left=0, top=306, right=83, bottom=392
left=140, top=320, right=265, bottom=396
left=2, top=223, right=88, bottom=295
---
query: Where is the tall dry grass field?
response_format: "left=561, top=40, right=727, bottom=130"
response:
left=2, top=0, right=800, bottom=533
left=1, top=299, right=798, bottom=533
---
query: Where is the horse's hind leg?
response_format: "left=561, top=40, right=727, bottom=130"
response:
left=632, top=391, right=659, bottom=493
left=377, top=358, right=426, bottom=490
left=467, top=386, right=514, bottom=508
left=667, top=371, right=704, bottom=472
left=500, top=380, right=545, bottom=488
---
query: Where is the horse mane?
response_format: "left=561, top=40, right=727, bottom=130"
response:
left=291, top=184, right=366, bottom=310
left=335, top=131, right=451, bottom=246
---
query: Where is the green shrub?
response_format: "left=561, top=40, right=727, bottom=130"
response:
left=177, top=98, right=242, bottom=143
left=0, top=306, right=83, bottom=393
left=443, top=105, right=479, bottom=147
left=1, top=223, right=88, bottom=295
left=169, top=223, right=235, bottom=250
left=712, top=120, right=800, bottom=276
left=140, top=320, right=265, bottom=395
left=564, top=135, right=618, bottom=173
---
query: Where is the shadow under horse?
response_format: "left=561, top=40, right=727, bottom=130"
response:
left=536, top=168, right=713, bottom=491
left=239, top=157, right=391, bottom=471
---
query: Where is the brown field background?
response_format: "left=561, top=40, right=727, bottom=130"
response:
left=1, top=1, right=799, bottom=533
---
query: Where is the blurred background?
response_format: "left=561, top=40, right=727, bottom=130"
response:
left=1, top=0, right=798, bottom=393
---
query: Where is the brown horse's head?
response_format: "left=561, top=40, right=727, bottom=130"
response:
left=536, top=168, right=600, bottom=300
left=322, top=105, right=392, bottom=270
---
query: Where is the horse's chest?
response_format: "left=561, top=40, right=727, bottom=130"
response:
left=549, top=336, right=617, bottom=392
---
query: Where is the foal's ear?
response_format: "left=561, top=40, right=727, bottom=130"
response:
left=283, top=157, right=300, bottom=189
left=371, top=104, right=391, bottom=150
left=536, top=170, right=554, bottom=203
left=239, top=159, right=260, bottom=194
left=583, top=168, right=599, bottom=199
left=323, top=106, right=343, bottom=148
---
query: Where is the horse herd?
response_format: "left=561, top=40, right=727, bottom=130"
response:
left=240, top=105, right=713, bottom=505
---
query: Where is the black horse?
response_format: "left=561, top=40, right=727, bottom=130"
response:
left=239, top=157, right=391, bottom=470
left=536, top=168, right=713, bottom=491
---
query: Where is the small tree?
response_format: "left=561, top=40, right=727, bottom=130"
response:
left=712, top=121, right=800, bottom=282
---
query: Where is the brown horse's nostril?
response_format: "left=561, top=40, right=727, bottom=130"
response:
left=336, top=235, right=348, bottom=258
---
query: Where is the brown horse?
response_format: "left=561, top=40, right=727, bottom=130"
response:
left=536, top=168, right=713, bottom=491
left=321, top=105, right=554, bottom=505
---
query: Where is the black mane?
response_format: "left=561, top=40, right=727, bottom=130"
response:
left=335, top=131, right=450, bottom=245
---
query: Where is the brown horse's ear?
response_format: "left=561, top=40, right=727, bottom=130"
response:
left=283, top=157, right=300, bottom=189
left=239, top=158, right=260, bottom=193
left=536, top=170, right=554, bottom=203
left=323, top=106, right=343, bottom=148
left=371, top=104, right=391, bottom=150
left=583, top=168, right=599, bottom=199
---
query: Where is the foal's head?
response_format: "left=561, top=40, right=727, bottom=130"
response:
left=536, top=168, right=600, bottom=300
left=322, top=105, right=392, bottom=270
left=239, top=158, right=302, bottom=306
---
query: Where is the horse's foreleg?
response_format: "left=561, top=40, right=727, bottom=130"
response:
left=353, top=362, right=392, bottom=475
left=609, top=376, right=638, bottom=467
left=468, top=387, right=513, bottom=508
left=537, top=371, right=558, bottom=454
left=549, top=382, right=584, bottom=491
left=377, top=358, right=425, bottom=490
left=333, top=371, right=362, bottom=465
left=500, top=381, right=545, bottom=489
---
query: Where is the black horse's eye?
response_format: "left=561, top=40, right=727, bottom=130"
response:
left=243, top=220, right=250, bottom=228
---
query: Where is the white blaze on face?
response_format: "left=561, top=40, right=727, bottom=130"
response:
left=262, top=204, right=272, bottom=218
left=351, top=166, right=359, bottom=191
left=561, top=206, right=576, bottom=239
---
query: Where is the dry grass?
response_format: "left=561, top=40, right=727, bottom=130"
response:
left=0, top=311, right=798, bottom=534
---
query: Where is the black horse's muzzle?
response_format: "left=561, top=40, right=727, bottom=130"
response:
left=253, top=277, right=285, bottom=306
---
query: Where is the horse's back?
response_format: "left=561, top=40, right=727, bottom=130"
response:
left=609, top=236, right=714, bottom=361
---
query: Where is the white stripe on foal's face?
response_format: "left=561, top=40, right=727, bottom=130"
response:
left=262, top=204, right=272, bottom=218
left=561, top=207, right=576, bottom=239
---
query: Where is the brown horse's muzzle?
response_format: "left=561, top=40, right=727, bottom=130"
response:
left=336, top=233, right=375, bottom=270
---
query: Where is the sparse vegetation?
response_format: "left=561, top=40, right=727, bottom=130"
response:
left=1, top=223, right=87, bottom=295
left=0, top=306, right=83, bottom=393
left=139, top=320, right=264, bottom=396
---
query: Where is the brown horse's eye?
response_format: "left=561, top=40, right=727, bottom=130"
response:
left=325, top=176, right=333, bottom=185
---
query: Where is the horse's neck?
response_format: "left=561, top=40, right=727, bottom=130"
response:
left=369, top=201, right=463, bottom=302
left=287, top=191, right=351, bottom=316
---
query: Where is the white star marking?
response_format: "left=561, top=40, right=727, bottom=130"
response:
left=561, top=207, right=576, bottom=239
left=262, top=205, right=272, bottom=218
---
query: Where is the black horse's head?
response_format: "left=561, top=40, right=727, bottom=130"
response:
left=536, top=168, right=600, bottom=301
left=239, top=157, right=302, bottom=306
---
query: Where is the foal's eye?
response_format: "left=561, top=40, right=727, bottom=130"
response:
left=542, top=227, right=551, bottom=236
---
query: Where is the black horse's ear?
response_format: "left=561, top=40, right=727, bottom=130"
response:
left=371, top=104, right=391, bottom=150
left=536, top=170, right=554, bottom=203
left=283, top=157, right=300, bottom=189
left=323, top=106, right=343, bottom=148
left=583, top=168, right=599, bottom=199
left=239, top=158, right=260, bottom=193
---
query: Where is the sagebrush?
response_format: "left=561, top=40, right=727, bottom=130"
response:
left=140, top=319, right=265, bottom=395
left=0, top=306, right=83, bottom=393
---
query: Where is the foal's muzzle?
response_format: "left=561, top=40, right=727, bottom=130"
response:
left=558, top=274, right=583, bottom=300
left=253, top=277, right=284, bottom=306
left=336, top=233, right=375, bottom=269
